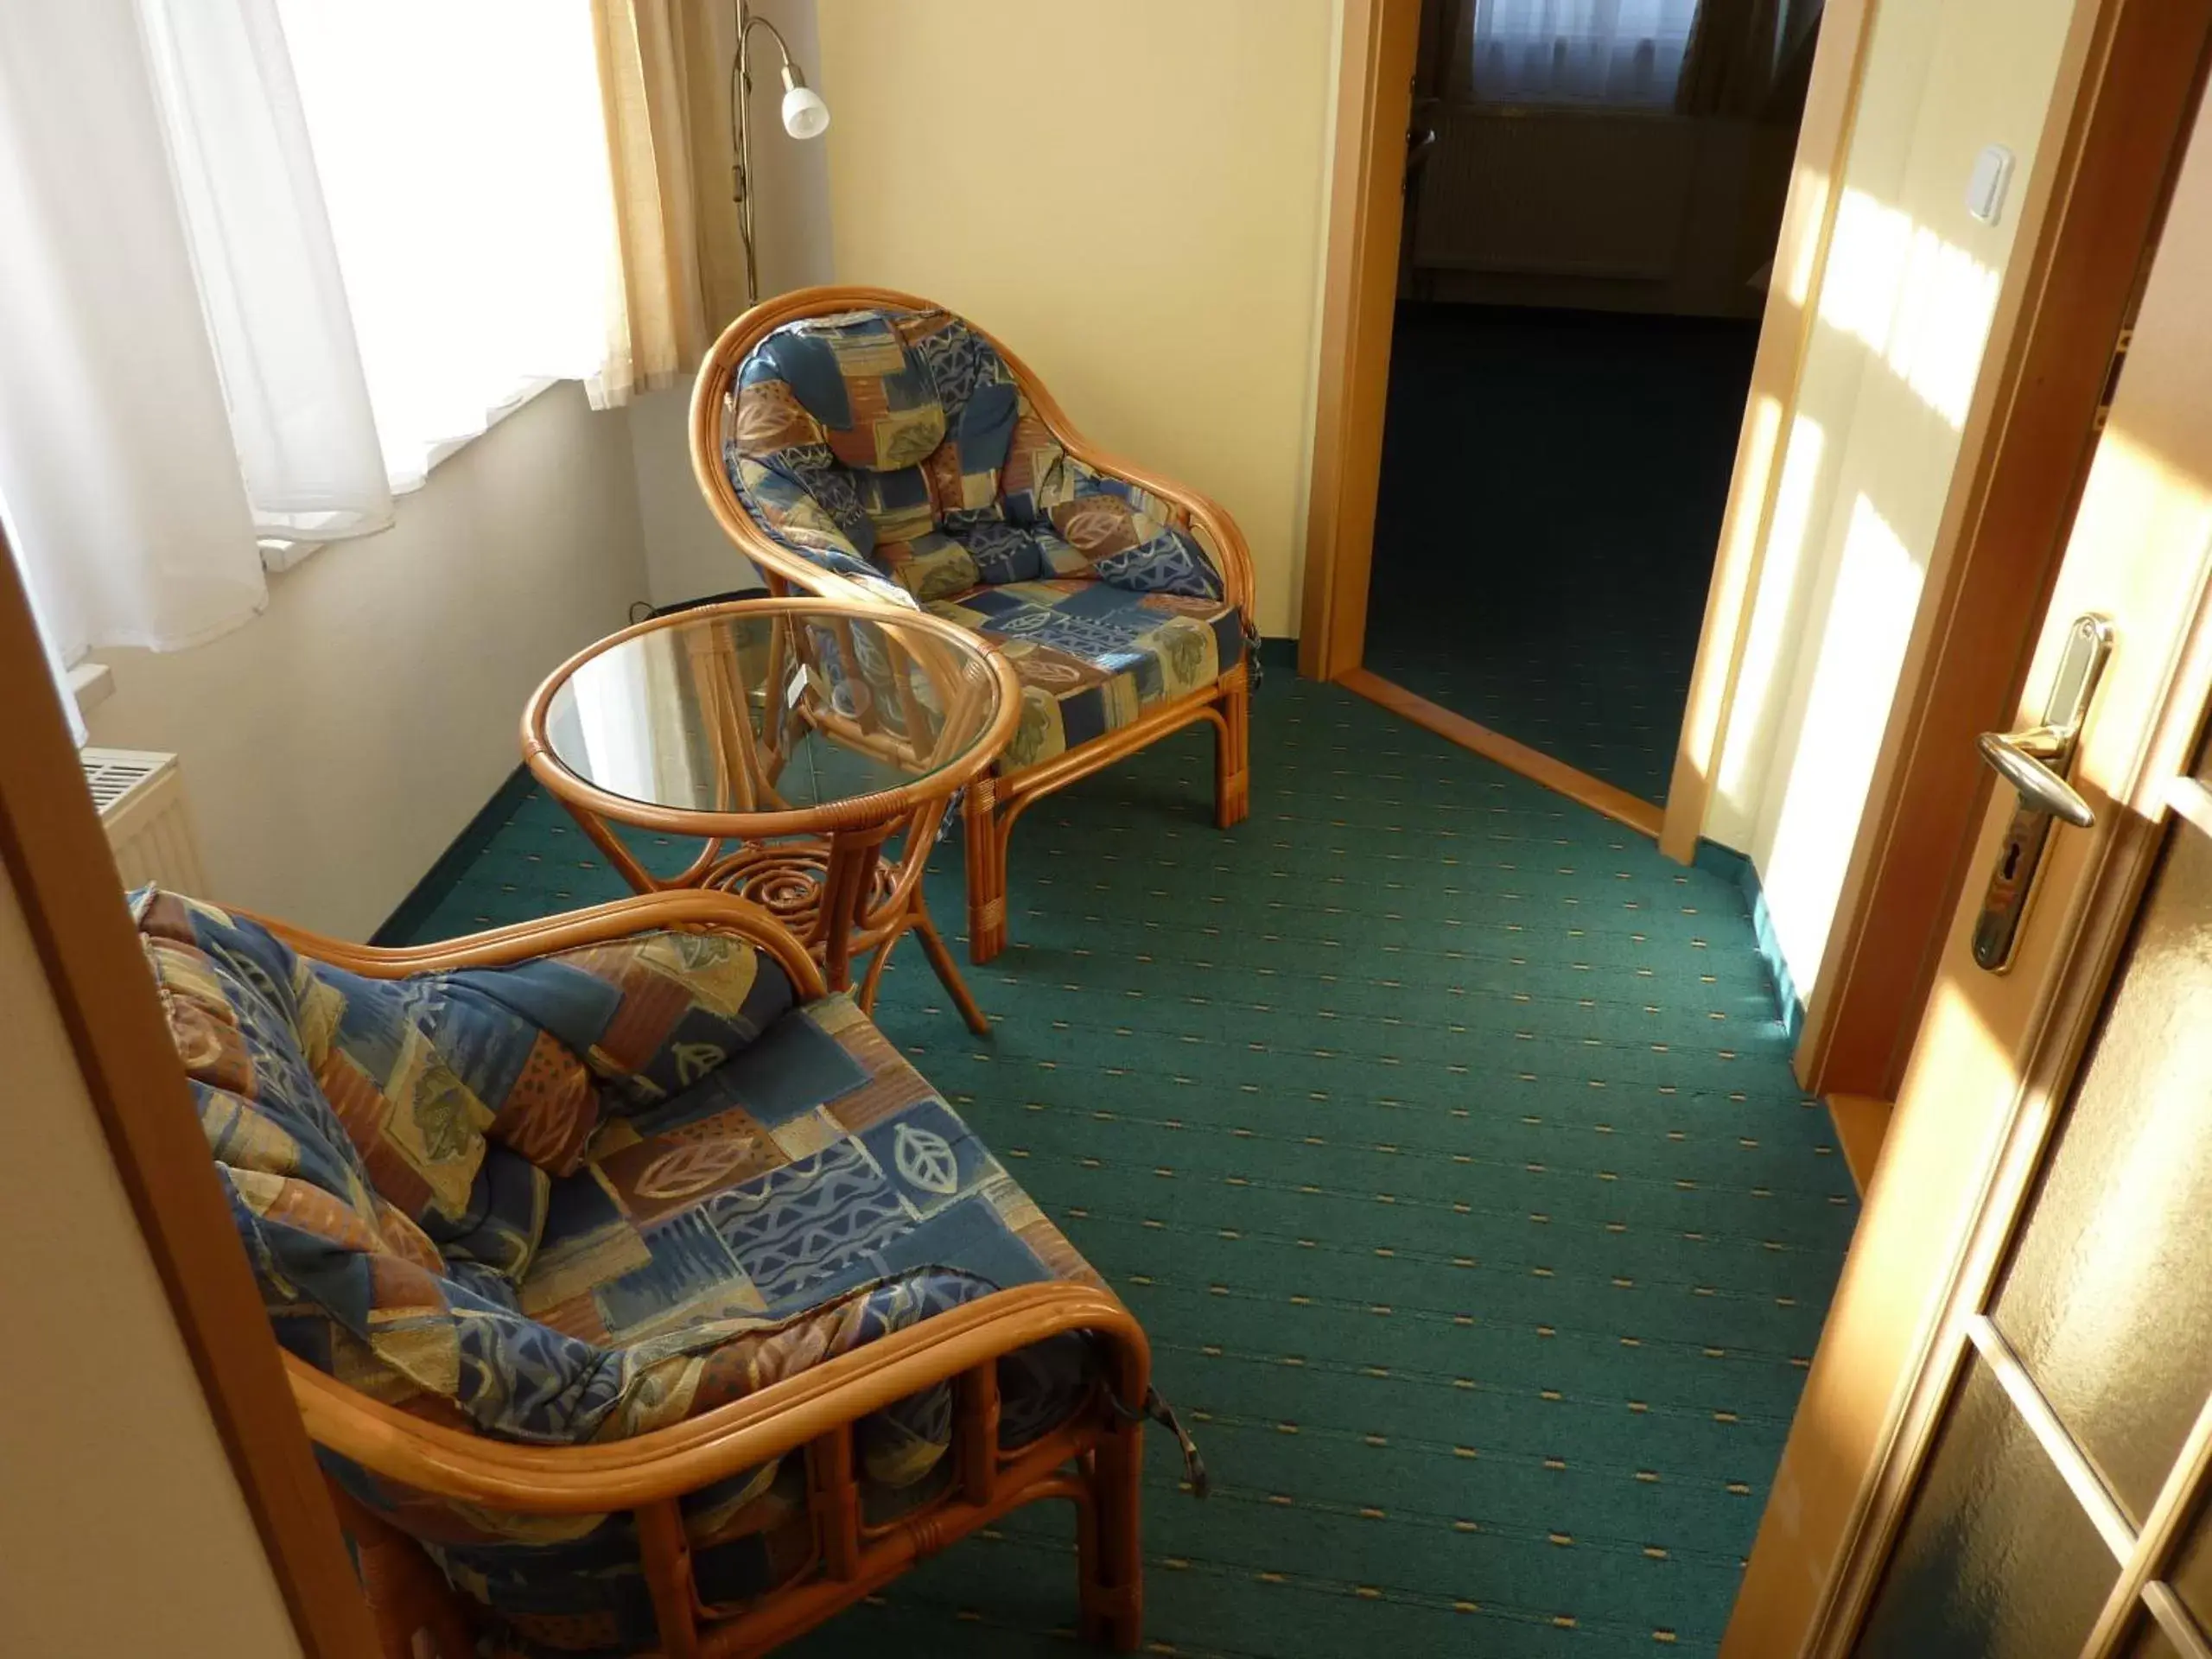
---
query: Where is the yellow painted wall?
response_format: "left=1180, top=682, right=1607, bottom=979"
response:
left=1704, top=0, right=2081, bottom=995
left=813, top=0, right=1340, bottom=638
left=0, top=873, right=301, bottom=1656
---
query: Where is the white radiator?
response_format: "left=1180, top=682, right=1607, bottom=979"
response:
left=1412, top=105, right=1698, bottom=278
left=80, top=747, right=208, bottom=894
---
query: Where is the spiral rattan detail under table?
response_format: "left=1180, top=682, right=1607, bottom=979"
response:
left=522, top=597, right=1021, bottom=1033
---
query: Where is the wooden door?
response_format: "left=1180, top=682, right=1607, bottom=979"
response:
left=1723, top=60, right=2212, bottom=1659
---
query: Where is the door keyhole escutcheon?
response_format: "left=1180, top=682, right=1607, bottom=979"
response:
left=1970, top=613, right=2113, bottom=972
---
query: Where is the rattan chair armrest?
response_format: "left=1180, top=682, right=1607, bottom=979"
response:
left=1052, top=440, right=1259, bottom=620
left=286, top=1281, right=1147, bottom=1515
left=245, top=890, right=829, bottom=1001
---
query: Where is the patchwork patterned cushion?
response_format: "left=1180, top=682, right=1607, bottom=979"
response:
left=929, top=578, right=1245, bottom=773
left=756, top=310, right=948, bottom=474
left=725, top=303, right=1226, bottom=606
left=443, top=929, right=797, bottom=1119
left=1043, top=475, right=1224, bottom=598
left=519, top=994, right=1097, bottom=1442
left=344, top=994, right=1103, bottom=1657
left=143, top=885, right=802, bottom=1321
left=146, top=892, right=544, bottom=1280
left=145, top=887, right=1110, bottom=1657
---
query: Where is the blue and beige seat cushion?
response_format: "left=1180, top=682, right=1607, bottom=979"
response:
left=931, top=580, right=1244, bottom=774
left=722, top=305, right=1243, bottom=771
left=141, top=889, right=1108, bottom=1657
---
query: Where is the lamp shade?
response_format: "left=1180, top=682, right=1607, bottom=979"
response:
left=780, top=85, right=829, bottom=139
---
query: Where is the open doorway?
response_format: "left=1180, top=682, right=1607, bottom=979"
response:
left=1349, top=0, right=1824, bottom=813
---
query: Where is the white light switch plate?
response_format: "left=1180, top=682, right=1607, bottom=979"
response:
left=1967, top=143, right=2014, bottom=226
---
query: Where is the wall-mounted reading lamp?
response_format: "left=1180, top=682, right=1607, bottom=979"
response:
left=730, top=1, right=829, bottom=307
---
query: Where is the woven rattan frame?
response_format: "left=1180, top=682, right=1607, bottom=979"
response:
left=521, top=597, right=1024, bottom=1029
left=687, top=284, right=1255, bottom=962
left=249, top=891, right=1153, bottom=1658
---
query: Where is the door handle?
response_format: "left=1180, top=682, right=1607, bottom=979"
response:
left=1975, top=726, right=2095, bottom=828
left=1969, top=614, right=2112, bottom=972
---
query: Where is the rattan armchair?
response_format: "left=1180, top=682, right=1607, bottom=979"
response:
left=689, top=284, right=1255, bottom=963
left=156, top=890, right=1154, bottom=1658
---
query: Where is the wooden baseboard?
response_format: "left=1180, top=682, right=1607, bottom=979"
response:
left=1338, top=669, right=1666, bottom=838
left=1826, top=1092, right=1892, bottom=1194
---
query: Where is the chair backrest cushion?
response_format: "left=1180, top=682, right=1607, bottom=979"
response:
left=755, top=309, right=950, bottom=474
left=726, top=302, right=1225, bottom=607
left=141, top=889, right=932, bottom=1446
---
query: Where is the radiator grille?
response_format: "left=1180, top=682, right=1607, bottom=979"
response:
left=80, top=747, right=208, bottom=894
left=1412, top=106, right=1697, bottom=278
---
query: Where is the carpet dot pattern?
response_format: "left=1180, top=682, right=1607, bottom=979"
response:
left=394, top=668, right=1853, bottom=1658
left=1363, top=304, right=1758, bottom=806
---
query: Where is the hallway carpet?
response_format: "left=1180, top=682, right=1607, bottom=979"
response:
left=394, top=668, right=1854, bottom=1658
left=1364, top=304, right=1758, bottom=806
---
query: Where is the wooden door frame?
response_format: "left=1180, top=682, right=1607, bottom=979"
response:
left=0, top=544, right=378, bottom=1658
left=1722, top=0, right=2212, bottom=1645
left=1298, top=0, right=1421, bottom=685
left=1814, top=587, right=2212, bottom=1653
left=1295, top=0, right=1879, bottom=847
left=1652, top=0, right=1878, bottom=860
left=1791, top=0, right=2212, bottom=1104
left=1783, top=567, right=2212, bottom=1657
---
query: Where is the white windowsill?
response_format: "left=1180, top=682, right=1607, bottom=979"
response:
left=69, top=659, right=115, bottom=719
left=259, top=536, right=323, bottom=574
left=256, top=377, right=566, bottom=578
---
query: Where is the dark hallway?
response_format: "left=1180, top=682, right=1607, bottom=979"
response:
left=1363, top=303, right=1758, bottom=804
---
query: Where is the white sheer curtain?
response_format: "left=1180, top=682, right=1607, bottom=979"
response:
left=0, top=0, right=395, bottom=667
left=138, top=0, right=393, bottom=541
left=1465, top=0, right=1704, bottom=107
left=272, top=0, right=620, bottom=490
left=1, top=0, right=620, bottom=699
left=0, top=0, right=307, bottom=658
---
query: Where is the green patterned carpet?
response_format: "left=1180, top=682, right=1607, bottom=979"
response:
left=393, top=665, right=1853, bottom=1658
left=1365, top=304, right=1758, bottom=806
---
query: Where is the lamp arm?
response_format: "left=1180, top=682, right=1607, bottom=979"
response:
left=730, top=3, right=806, bottom=306
left=732, top=5, right=802, bottom=175
left=732, top=10, right=798, bottom=199
left=729, top=1, right=818, bottom=307
left=738, top=10, right=799, bottom=97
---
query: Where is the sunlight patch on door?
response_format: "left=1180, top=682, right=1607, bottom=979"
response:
left=1761, top=493, right=1924, bottom=988
left=1716, top=413, right=1828, bottom=811
left=1818, top=188, right=1999, bottom=432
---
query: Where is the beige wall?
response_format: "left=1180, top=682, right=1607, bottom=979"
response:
left=813, top=0, right=1340, bottom=639
left=633, top=385, right=755, bottom=610
left=1701, top=0, right=2080, bottom=995
left=0, top=874, right=299, bottom=1657
left=87, top=384, right=649, bottom=940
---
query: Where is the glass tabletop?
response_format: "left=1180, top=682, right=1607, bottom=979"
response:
left=537, top=604, right=1009, bottom=820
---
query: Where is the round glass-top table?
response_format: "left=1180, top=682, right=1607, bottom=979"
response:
left=522, top=597, right=1020, bottom=1032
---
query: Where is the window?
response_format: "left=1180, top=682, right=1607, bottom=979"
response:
left=0, top=0, right=627, bottom=707
left=1461, top=0, right=1704, bottom=109
left=271, top=0, right=620, bottom=491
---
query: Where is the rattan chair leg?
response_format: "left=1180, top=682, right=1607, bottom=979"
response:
left=1216, top=666, right=1250, bottom=831
left=322, top=1476, right=476, bottom=1659
left=637, top=1498, right=702, bottom=1659
left=854, top=921, right=902, bottom=1014
left=911, top=898, right=991, bottom=1033
left=963, top=779, right=1009, bottom=965
left=1080, top=1420, right=1145, bottom=1650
